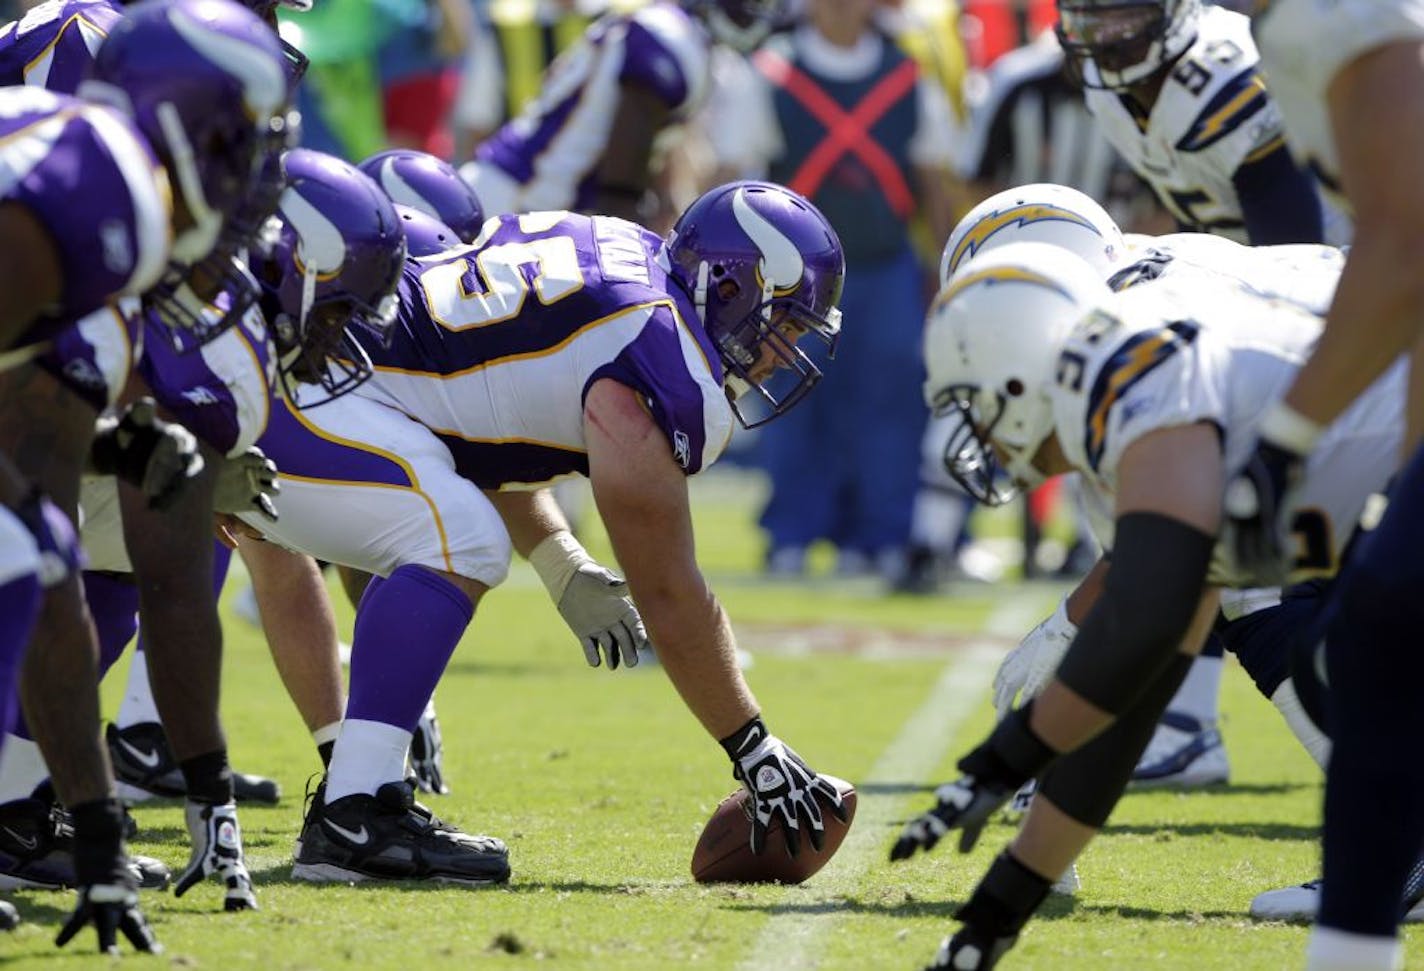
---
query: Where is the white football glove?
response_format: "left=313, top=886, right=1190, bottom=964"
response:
left=173, top=801, right=257, bottom=911
left=992, top=599, right=1076, bottom=719
left=529, top=531, right=649, bottom=670
left=213, top=446, right=279, bottom=521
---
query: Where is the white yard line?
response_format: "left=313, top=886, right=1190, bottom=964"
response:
left=737, top=639, right=1002, bottom=971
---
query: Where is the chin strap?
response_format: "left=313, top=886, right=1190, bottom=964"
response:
left=156, top=102, right=220, bottom=265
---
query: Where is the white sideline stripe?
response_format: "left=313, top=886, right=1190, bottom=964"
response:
left=737, top=642, right=1002, bottom=971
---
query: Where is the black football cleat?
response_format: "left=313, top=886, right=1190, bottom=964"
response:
left=0, top=798, right=170, bottom=891
left=292, top=779, right=509, bottom=887
left=107, top=722, right=282, bottom=805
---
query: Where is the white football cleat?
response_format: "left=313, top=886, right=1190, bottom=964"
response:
left=1130, top=711, right=1229, bottom=788
left=1253, top=857, right=1424, bottom=923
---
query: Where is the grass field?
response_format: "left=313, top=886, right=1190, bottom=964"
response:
left=5, top=469, right=1417, bottom=969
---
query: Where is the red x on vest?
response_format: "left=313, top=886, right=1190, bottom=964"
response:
left=754, top=47, right=919, bottom=220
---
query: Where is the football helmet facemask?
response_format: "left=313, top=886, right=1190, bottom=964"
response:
left=661, top=181, right=845, bottom=429
left=924, top=243, right=1111, bottom=504
left=251, top=149, right=406, bottom=408
left=1056, top=0, right=1200, bottom=91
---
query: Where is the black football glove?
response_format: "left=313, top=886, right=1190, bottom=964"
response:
left=721, top=716, right=848, bottom=857
left=920, top=851, right=1054, bottom=970
left=91, top=398, right=204, bottom=510
left=213, top=446, right=279, bottom=522
left=56, top=799, right=161, bottom=956
left=891, top=705, right=1056, bottom=861
left=1223, top=413, right=1314, bottom=587
left=173, top=801, right=257, bottom=911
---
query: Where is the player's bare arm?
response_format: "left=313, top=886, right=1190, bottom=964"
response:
left=593, top=84, right=673, bottom=223
left=584, top=376, right=755, bottom=732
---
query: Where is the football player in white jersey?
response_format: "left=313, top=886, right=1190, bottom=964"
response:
left=887, top=241, right=1406, bottom=970
left=1055, top=0, right=1351, bottom=247
left=1222, top=0, right=1424, bottom=966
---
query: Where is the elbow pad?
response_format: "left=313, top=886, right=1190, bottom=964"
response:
left=1056, top=512, right=1215, bottom=714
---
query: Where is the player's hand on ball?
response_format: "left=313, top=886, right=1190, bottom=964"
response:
left=558, top=563, right=647, bottom=670
left=721, top=716, right=848, bottom=856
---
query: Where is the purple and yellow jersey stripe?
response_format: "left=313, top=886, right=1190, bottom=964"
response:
left=354, top=210, right=733, bottom=487
left=0, top=0, right=121, bottom=93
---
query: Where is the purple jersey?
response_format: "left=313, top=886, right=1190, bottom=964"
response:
left=0, top=0, right=121, bottom=93
left=0, top=88, right=170, bottom=344
left=352, top=210, right=733, bottom=487
left=36, top=296, right=141, bottom=411
left=471, top=4, right=710, bottom=213
left=139, top=301, right=275, bottom=457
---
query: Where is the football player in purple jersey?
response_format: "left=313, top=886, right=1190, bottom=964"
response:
left=460, top=0, right=783, bottom=225
left=231, top=162, right=849, bottom=886
left=0, top=0, right=289, bottom=951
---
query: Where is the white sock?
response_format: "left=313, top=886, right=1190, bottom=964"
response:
left=422, top=697, right=437, bottom=721
left=325, top=719, right=412, bottom=803
left=909, top=490, right=967, bottom=552
left=0, top=736, right=49, bottom=803
left=1271, top=678, right=1331, bottom=769
left=1306, top=926, right=1403, bottom=971
left=1166, top=654, right=1223, bottom=726
left=117, top=647, right=162, bottom=728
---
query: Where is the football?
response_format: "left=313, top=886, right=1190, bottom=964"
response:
left=691, top=775, right=857, bottom=884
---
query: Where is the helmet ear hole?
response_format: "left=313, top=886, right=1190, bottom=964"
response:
left=1005, top=378, right=1025, bottom=397
left=715, top=277, right=740, bottom=300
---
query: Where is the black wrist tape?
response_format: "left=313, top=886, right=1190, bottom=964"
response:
left=719, top=715, right=766, bottom=760
left=1039, top=652, right=1193, bottom=827
left=1057, top=512, right=1215, bottom=713
left=69, top=797, right=128, bottom=887
left=180, top=749, right=234, bottom=806
left=956, top=850, right=1053, bottom=937
left=962, top=703, right=1057, bottom=784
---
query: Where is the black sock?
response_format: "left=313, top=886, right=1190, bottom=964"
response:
left=180, top=749, right=234, bottom=805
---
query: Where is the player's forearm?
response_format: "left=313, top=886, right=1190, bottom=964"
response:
left=632, top=577, right=758, bottom=739
left=119, top=445, right=225, bottom=761
left=485, top=487, right=570, bottom=559
left=1283, top=217, right=1424, bottom=429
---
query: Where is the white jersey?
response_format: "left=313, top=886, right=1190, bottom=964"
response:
left=1253, top=0, right=1424, bottom=214
left=1118, top=231, right=1345, bottom=315
left=1084, top=6, right=1348, bottom=245
left=1051, top=276, right=1403, bottom=585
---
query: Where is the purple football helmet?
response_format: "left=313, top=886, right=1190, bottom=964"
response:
left=393, top=204, right=462, bottom=258
left=684, top=0, right=786, bottom=51
left=251, top=149, right=407, bottom=408
left=357, top=150, right=485, bottom=244
left=662, top=181, right=844, bottom=429
left=82, top=0, right=291, bottom=344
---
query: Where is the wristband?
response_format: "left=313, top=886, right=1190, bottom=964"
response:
left=1260, top=402, right=1324, bottom=456
left=719, top=715, right=767, bottom=761
left=527, top=530, right=594, bottom=599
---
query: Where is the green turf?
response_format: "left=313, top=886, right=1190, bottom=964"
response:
left=5, top=470, right=1416, bottom=968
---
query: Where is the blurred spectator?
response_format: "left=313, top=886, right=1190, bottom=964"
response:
left=959, top=0, right=1054, bottom=68
left=379, top=0, right=472, bottom=158
left=704, top=0, right=959, bottom=580
left=451, top=0, right=626, bottom=161
left=279, top=0, right=388, bottom=158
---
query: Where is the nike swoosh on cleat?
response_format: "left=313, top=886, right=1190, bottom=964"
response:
left=322, top=819, right=369, bottom=845
left=2, top=827, right=37, bottom=851
left=116, top=737, right=163, bottom=770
